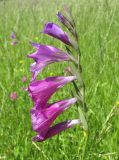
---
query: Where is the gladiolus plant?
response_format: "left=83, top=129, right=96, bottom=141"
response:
left=27, top=7, right=88, bottom=142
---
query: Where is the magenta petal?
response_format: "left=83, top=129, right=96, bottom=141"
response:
left=31, top=98, right=77, bottom=140
left=27, top=43, right=69, bottom=80
left=43, top=22, right=71, bottom=45
left=31, top=98, right=77, bottom=132
left=30, top=62, right=46, bottom=81
left=33, top=119, right=80, bottom=142
left=28, top=76, right=76, bottom=109
left=28, top=43, right=69, bottom=62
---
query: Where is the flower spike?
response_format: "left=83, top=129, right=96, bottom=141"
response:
left=27, top=8, right=88, bottom=142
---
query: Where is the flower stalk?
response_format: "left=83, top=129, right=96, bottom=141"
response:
left=58, top=8, right=88, bottom=130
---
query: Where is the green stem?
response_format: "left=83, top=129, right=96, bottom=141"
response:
left=82, top=132, right=89, bottom=160
left=65, top=8, right=89, bottom=159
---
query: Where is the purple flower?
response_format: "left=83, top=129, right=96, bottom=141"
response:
left=57, top=12, right=66, bottom=23
left=57, top=12, right=73, bottom=27
left=21, top=76, right=27, bottom=83
left=10, top=92, right=18, bottom=101
left=10, top=32, right=18, bottom=46
left=57, top=12, right=75, bottom=36
left=31, top=98, right=77, bottom=132
left=28, top=76, right=76, bottom=109
left=27, top=43, right=69, bottom=80
left=30, top=98, right=79, bottom=141
left=10, top=32, right=16, bottom=39
left=43, top=22, right=71, bottom=45
left=33, top=119, right=80, bottom=142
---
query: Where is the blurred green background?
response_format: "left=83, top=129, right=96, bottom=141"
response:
left=0, top=0, right=119, bottom=159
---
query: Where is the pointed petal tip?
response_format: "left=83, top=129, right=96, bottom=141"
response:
left=69, top=97, right=77, bottom=104
left=65, top=76, right=76, bottom=81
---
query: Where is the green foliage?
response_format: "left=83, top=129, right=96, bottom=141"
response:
left=0, top=0, right=119, bottom=159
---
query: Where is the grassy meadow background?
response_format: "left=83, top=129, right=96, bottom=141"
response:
left=0, top=0, right=119, bottom=159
